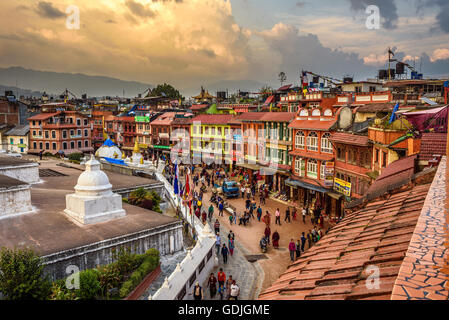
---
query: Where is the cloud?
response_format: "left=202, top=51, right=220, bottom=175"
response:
left=35, top=1, right=65, bottom=19
left=348, top=0, right=398, bottom=29
left=417, top=0, right=449, bottom=33
left=125, top=0, right=157, bottom=19
left=257, top=23, right=374, bottom=81
left=430, top=48, right=449, bottom=62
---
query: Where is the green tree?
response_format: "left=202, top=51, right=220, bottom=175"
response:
left=0, top=247, right=51, bottom=300
left=278, top=72, right=287, bottom=86
left=150, top=83, right=183, bottom=100
left=259, top=86, right=274, bottom=101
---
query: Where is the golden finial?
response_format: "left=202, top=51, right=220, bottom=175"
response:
left=133, top=140, right=140, bottom=153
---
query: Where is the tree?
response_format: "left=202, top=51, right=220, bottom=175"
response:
left=259, top=86, right=274, bottom=101
left=0, top=247, right=51, bottom=300
left=278, top=72, right=287, bottom=86
left=150, top=83, right=183, bottom=100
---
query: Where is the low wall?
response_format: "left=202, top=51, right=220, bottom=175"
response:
left=0, top=163, right=39, bottom=184
left=0, top=185, right=33, bottom=218
left=152, top=167, right=218, bottom=300
left=100, top=161, right=135, bottom=176
left=42, top=221, right=183, bottom=281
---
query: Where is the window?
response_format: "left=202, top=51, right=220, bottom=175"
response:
left=78, top=141, right=82, bottom=148
left=84, top=119, right=88, bottom=126
left=45, top=142, right=50, bottom=150
left=307, top=159, right=318, bottom=179
left=337, top=146, right=345, bottom=161
left=63, top=142, right=67, bottom=150
left=382, top=152, right=387, bottom=168
left=77, top=129, right=81, bottom=136
left=52, top=131, right=56, bottom=139
left=63, top=130, right=67, bottom=139
left=312, top=109, right=321, bottom=117
left=33, top=142, right=37, bottom=149
left=211, top=127, right=216, bottom=135
left=45, top=131, right=49, bottom=139
left=70, top=141, right=75, bottom=149
left=76, top=118, right=81, bottom=126
left=295, top=158, right=305, bottom=177
left=10, top=138, right=13, bottom=145
left=307, top=132, right=318, bottom=151
left=323, top=109, right=333, bottom=117
left=299, top=109, right=309, bottom=117
left=320, top=162, right=326, bottom=180
left=375, top=149, right=379, bottom=164
left=70, top=130, right=75, bottom=136
left=52, top=143, right=56, bottom=150
left=321, top=133, right=332, bottom=153
left=295, top=131, right=305, bottom=149
left=84, top=129, right=89, bottom=137
left=39, top=142, right=43, bottom=150
left=33, top=130, right=36, bottom=136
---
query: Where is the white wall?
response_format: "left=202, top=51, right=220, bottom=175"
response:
left=0, top=186, right=33, bottom=218
left=0, top=164, right=39, bottom=184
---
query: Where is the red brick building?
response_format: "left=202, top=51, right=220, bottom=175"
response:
left=28, top=111, right=93, bottom=155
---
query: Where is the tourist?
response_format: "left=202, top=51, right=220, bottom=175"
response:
left=292, top=207, right=297, bottom=221
left=275, top=208, right=281, bottom=226
left=246, top=186, right=251, bottom=199
left=221, top=244, right=229, bottom=264
left=229, top=238, right=235, bottom=256
left=207, top=272, right=218, bottom=298
left=229, top=213, right=234, bottom=225
left=217, top=268, right=226, bottom=287
left=284, top=207, right=291, bottom=223
left=295, top=240, right=301, bottom=260
left=288, top=239, right=296, bottom=262
left=229, top=281, right=240, bottom=300
left=241, top=185, right=245, bottom=198
left=272, top=230, right=280, bottom=249
left=263, top=211, right=271, bottom=226
left=300, top=232, right=306, bottom=252
left=228, top=230, right=235, bottom=241
left=218, top=283, right=226, bottom=300
left=219, top=201, right=224, bottom=217
left=257, top=206, right=263, bottom=222
left=307, top=231, right=313, bottom=248
left=193, top=282, right=203, bottom=300
left=215, top=233, right=221, bottom=256
left=245, top=199, right=251, bottom=211
left=264, top=225, right=271, bottom=245
left=214, top=219, right=220, bottom=234
left=208, top=204, right=214, bottom=222
left=302, top=207, right=307, bottom=223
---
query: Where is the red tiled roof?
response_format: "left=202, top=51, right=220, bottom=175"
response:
left=418, top=133, right=447, bottom=161
left=289, top=149, right=334, bottom=161
left=190, top=104, right=209, bottom=111
left=28, top=112, right=59, bottom=121
left=330, top=132, right=370, bottom=147
left=366, top=155, right=417, bottom=195
left=259, top=183, right=431, bottom=300
left=261, top=112, right=296, bottom=122
left=235, top=112, right=269, bottom=122
left=264, top=95, right=275, bottom=105
left=189, top=114, right=236, bottom=125
left=278, top=84, right=292, bottom=91
left=289, top=119, right=337, bottom=131
left=150, top=112, right=182, bottom=126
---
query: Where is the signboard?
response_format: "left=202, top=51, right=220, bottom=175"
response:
left=334, top=178, right=351, bottom=197
left=17, top=144, right=27, bottom=148
left=324, top=162, right=334, bottom=187
left=135, top=116, right=150, bottom=123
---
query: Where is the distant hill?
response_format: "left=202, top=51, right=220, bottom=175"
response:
left=0, top=84, right=44, bottom=98
left=0, top=67, right=152, bottom=98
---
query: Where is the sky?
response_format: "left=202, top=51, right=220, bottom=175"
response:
left=1, top=0, right=449, bottom=95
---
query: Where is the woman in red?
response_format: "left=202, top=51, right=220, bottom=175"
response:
left=272, top=230, right=280, bottom=249
left=264, top=225, right=271, bottom=245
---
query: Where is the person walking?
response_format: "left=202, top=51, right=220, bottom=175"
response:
left=208, top=204, right=214, bottom=222
left=192, top=282, right=203, bottom=300
left=207, top=273, right=218, bottom=298
left=288, top=239, right=296, bottom=262
left=214, top=219, right=220, bottom=234
left=263, top=211, right=271, bottom=226
left=275, top=208, right=281, bottom=226
left=284, top=207, right=291, bottom=223
left=246, top=186, right=251, bottom=200
left=217, top=268, right=226, bottom=288
left=225, top=276, right=233, bottom=300
left=218, top=201, right=224, bottom=217
left=264, top=225, right=271, bottom=245
left=257, top=206, right=263, bottom=222
left=259, top=192, right=264, bottom=206
left=302, top=207, right=307, bottom=223
left=221, top=244, right=229, bottom=264
left=307, top=231, right=312, bottom=249
left=241, top=185, right=245, bottom=199
left=272, top=230, right=280, bottom=249
left=228, top=230, right=235, bottom=241
left=295, top=239, right=302, bottom=260
left=229, top=281, right=240, bottom=300
left=215, top=233, right=221, bottom=256
left=292, top=207, right=297, bottom=221
left=232, top=210, right=237, bottom=225
left=300, top=232, right=307, bottom=252
left=229, top=213, right=234, bottom=225
left=218, top=283, right=226, bottom=300
left=228, top=238, right=235, bottom=256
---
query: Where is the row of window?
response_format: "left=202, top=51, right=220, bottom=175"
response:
left=294, top=158, right=328, bottom=180
left=337, top=146, right=371, bottom=168
left=32, top=129, right=90, bottom=139
left=32, top=118, right=88, bottom=126
left=295, top=131, right=332, bottom=153
left=32, top=140, right=90, bottom=151
left=264, top=123, right=292, bottom=141
left=192, top=126, right=235, bottom=136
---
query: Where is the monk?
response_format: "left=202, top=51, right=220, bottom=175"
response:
left=272, top=230, right=280, bottom=249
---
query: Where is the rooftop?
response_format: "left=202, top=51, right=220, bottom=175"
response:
left=419, top=133, right=447, bottom=161
left=189, top=114, right=236, bottom=125
left=4, top=124, right=30, bottom=136
left=330, top=132, right=371, bottom=147
left=259, top=182, right=432, bottom=300
left=0, top=161, right=176, bottom=256
left=0, top=174, right=29, bottom=190
left=0, top=155, right=37, bottom=168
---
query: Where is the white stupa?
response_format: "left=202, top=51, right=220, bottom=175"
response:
left=64, top=155, right=126, bottom=225
left=95, top=139, right=123, bottom=159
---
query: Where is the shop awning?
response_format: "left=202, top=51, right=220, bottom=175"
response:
left=236, top=163, right=261, bottom=171
left=327, top=191, right=343, bottom=200
left=285, top=178, right=329, bottom=193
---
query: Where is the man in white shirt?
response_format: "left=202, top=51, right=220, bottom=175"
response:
left=229, top=281, right=240, bottom=300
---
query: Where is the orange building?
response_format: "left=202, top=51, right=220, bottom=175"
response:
left=28, top=111, right=93, bottom=155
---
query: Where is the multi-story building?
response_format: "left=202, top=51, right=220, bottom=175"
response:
left=135, top=115, right=152, bottom=150
left=4, top=125, right=30, bottom=154
left=171, top=115, right=194, bottom=161
left=90, top=110, right=114, bottom=149
left=190, top=114, right=235, bottom=165
left=27, top=111, right=92, bottom=155
left=288, top=100, right=340, bottom=216
left=115, top=116, right=136, bottom=154
left=150, top=112, right=183, bottom=158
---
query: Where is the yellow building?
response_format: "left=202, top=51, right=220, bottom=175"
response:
left=4, top=125, right=29, bottom=154
left=190, top=114, right=235, bottom=163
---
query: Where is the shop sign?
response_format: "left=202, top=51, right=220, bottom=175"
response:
left=334, top=178, right=351, bottom=197
left=324, top=162, right=334, bottom=187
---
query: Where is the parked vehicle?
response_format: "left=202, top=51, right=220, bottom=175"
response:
left=222, top=181, right=240, bottom=199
